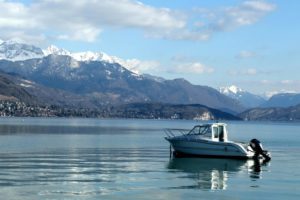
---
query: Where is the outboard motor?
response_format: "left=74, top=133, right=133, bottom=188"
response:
left=249, top=139, right=271, bottom=161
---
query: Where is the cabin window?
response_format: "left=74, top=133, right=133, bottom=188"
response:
left=218, top=126, right=224, bottom=142
left=190, top=126, right=200, bottom=134
left=189, top=126, right=210, bottom=136
left=213, top=127, right=218, bottom=138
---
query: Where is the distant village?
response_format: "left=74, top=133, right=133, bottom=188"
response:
left=0, top=101, right=96, bottom=118
left=0, top=100, right=221, bottom=120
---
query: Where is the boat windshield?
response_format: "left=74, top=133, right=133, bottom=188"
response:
left=187, top=125, right=211, bottom=136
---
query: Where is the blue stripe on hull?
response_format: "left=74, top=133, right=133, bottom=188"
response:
left=173, top=150, right=250, bottom=160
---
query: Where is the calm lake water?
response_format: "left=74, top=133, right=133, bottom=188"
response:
left=0, top=118, right=299, bottom=200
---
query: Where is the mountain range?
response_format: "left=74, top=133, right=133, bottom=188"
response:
left=239, top=104, right=300, bottom=121
left=238, top=93, right=300, bottom=121
left=261, top=93, right=300, bottom=108
left=2, top=39, right=300, bottom=121
left=0, top=40, right=244, bottom=114
left=0, top=69, right=240, bottom=120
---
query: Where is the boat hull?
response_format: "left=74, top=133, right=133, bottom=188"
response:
left=166, top=137, right=254, bottom=159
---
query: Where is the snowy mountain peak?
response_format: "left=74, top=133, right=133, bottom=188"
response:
left=0, top=39, right=141, bottom=75
left=42, top=44, right=127, bottom=66
left=71, top=51, right=114, bottom=63
left=220, top=85, right=266, bottom=108
left=220, top=85, right=243, bottom=95
left=43, top=45, right=71, bottom=56
left=0, top=39, right=44, bottom=61
left=42, top=44, right=120, bottom=64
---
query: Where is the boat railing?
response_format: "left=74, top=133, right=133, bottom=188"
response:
left=164, top=128, right=190, bottom=138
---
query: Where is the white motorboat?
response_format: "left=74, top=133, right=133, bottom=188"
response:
left=165, top=123, right=271, bottom=160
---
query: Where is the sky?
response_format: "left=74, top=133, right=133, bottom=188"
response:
left=0, top=0, right=299, bottom=96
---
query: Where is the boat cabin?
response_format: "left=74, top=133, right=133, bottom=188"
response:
left=187, top=123, right=228, bottom=142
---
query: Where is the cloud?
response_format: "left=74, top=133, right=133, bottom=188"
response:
left=147, top=29, right=211, bottom=41
left=116, top=57, right=214, bottom=76
left=0, top=1, right=46, bottom=45
left=236, top=50, right=257, bottom=59
left=57, top=27, right=102, bottom=42
left=245, top=68, right=257, bottom=75
left=229, top=68, right=258, bottom=76
left=192, top=0, right=276, bottom=38
left=150, top=0, right=276, bottom=41
left=0, top=1, right=34, bottom=29
left=0, top=0, right=276, bottom=43
left=0, top=0, right=185, bottom=43
left=281, top=80, right=294, bottom=84
left=167, top=55, right=215, bottom=74
left=118, top=59, right=161, bottom=74
left=33, top=0, right=185, bottom=30
left=260, top=79, right=270, bottom=84
left=173, top=62, right=214, bottom=74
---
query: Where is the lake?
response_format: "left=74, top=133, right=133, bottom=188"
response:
left=0, top=118, right=299, bottom=200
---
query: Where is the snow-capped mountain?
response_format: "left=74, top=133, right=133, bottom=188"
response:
left=43, top=45, right=114, bottom=63
left=0, top=40, right=44, bottom=61
left=45, top=45, right=136, bottom=72
left=43, top=45, right=71, bottom=56
left=220, top=85, right=243, bottom=96
left=0, top=39, right=136, bottom=73
left=220, top=85, right=266, bottom=108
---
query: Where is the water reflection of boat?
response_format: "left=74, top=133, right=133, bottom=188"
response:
left=167, top=157, right=265, bottom=190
